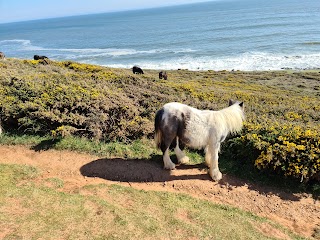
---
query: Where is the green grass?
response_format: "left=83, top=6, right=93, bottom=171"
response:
left=0, top=164, right=303, bottom=240
left=0, top=133, right=158, bottom=159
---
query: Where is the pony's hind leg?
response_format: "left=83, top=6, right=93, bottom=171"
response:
left=174, top=137, right=189, bottom=164
left=163, top=148, right=175, bottom=170
left=159, top=114, right=183, bottom=170
left=160, top=136, right=176, bottom=170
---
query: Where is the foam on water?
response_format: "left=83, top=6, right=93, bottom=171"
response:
left=0, top=39, right=195, bottom=57
left=106, top=52, right=320, bottom=71
left=2, top=39, right=320, bottom=71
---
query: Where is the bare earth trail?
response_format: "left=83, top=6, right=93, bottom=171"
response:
left=1, top=145, right=319, bottom=239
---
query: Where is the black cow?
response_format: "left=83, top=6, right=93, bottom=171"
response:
left=159, top=71, right=167, bottom=80
left=132, top=66, right=144, bottom=74
left=34, top=55, right=48, bottom=60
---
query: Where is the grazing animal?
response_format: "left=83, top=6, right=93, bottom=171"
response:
left=159, top=71, right=163, bottom=79
left=159, top=71, right=168, bottom=80
left=0, top=52, right=5, bottom=59
left=132, top=66, right=144, bottom=74
left=154, top=100, right=245, bottom=181
left=34, top=55, right=49, bottom=64
left=34, top=55, right=48, bottom=60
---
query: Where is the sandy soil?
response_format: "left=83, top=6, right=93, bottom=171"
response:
left=0, top=145, right=319, bottom=239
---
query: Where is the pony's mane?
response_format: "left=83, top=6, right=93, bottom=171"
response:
left=210, top=103, right=245, bottom=135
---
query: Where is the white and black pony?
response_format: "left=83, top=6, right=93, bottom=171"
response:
left=154, top=100, right=245, bottom=181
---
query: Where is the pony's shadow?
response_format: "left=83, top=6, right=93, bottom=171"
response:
left=31, top=138, right=61, bottom=152
left=80, top=155, right=210, bottom=183
left=80, top=155, right=305, bottom=201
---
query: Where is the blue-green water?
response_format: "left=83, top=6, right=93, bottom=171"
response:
left=1, top=0, right=320, bottom=70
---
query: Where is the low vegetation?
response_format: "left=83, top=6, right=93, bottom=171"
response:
left=0, top=58, right=319, bottom=182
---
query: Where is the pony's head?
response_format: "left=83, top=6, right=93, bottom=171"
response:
left=229, top=99, right=244, bottom=110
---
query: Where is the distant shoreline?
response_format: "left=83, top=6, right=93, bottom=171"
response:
left=2, top=56, right=320, bottom=73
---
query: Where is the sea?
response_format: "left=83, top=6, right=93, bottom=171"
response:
left=1, top=0, right=320, bottom=71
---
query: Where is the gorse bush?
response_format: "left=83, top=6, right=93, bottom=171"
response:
left=231, top=122, right=320, bottom=181
left=0, top=58, right=319, bottom=181
left=0, top=59, right=177, bottom=141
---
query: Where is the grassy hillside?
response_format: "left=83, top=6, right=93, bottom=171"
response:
left=0, top=58, right=319, bottom=182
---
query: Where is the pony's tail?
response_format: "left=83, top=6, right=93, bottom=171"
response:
left=154, top=108, right=164, bottom=149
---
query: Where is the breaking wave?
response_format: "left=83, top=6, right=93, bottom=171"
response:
left=106, top=52, right=320, bottom=71
left=1, top=39, right=320, bottom=71
left=0, top=39, right=195, bottom=57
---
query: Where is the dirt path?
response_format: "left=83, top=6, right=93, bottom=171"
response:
left=1, top=145, right=319, bottom=239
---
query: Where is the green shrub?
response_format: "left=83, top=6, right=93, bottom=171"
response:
left=230, top=122, right=320, bottom=181
left=0, top=59, right=173, bottom=141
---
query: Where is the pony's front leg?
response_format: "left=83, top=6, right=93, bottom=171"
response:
left=207, top=144, right=222, bottom=181
left=204, top=146, right=211, bottom=167
left=163, top=149, right=176, bottom=170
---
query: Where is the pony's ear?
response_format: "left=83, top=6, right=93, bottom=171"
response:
left=239, top=102, right=244, bottom=108
left=228, top=99, right=235, bottom=106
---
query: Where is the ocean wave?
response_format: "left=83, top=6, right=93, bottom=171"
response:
left=0, top=39, right=196, bottom=57
left=0, top=39, right=45, bottom=51
left=105, top=52, right=320, bottom=71
left=0, top=39, right=31, bottom=45
left=2, top=39, right=320, bottom=71
left=57, top=48, right=195, bottom=56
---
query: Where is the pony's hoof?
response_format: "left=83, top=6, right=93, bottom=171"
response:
left=164, top=162, right=176, bottom=170
left=179, top=156, right=190, bottom=164
left=209, top=169, right=222, bottom=181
